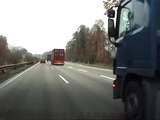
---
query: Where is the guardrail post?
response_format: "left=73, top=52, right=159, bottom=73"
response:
left=2, top=69, right=5, bottom=74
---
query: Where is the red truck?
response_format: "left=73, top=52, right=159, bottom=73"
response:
left=51, top=49, right=65, bottom=65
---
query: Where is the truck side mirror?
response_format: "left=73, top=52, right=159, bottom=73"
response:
left=108, top=19, right=115, bottom=37
left=107, top=9, right=115, bottom=18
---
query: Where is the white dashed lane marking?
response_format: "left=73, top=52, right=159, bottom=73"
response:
left=59, top=75, right=69, bottom=84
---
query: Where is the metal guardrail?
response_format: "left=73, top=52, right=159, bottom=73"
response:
left=0, top=61, right=38, bottom=74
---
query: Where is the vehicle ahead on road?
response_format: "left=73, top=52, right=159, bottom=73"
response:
left=106, top=0, right=160, bottom=119
left=51, top=49, right=65, bottom=65
left=40, top=59, right=45, bottom=63
left=47, top=53, right=51, bottom=61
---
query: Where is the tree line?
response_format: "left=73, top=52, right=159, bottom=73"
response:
left=65, top=19, right=114, bottom=65
left=0, top=35, right=38, bottom=66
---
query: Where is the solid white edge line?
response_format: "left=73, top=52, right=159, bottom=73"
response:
left=78, top=69, right=88, bottom=72
left=100, top=75, right=115, bottom=80
left=78, top=64, right=112, bottom=72
left=59, top=75, right=69, bottom=84
left=65, top=62, right=112, bottom=72
left=0, top=63, right=38, bottom=89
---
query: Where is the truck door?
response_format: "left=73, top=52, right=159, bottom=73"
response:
left=116, top=0, right=151, bottom=75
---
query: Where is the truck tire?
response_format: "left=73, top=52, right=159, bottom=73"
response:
left=124, top=82, right=144, bottom=120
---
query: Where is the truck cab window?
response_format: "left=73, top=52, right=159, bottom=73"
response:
left=119, top=2, right=133, bottom=37
left=133, top=0, right=144, bottom=29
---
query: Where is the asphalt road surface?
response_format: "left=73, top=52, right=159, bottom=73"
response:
left=0, top=62, right=125, bottom=120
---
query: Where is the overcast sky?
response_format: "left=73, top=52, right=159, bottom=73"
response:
left=0, top=0, right=107, bottom=54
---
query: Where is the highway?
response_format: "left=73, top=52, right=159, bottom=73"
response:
left=0, top=62, right=125, bottom=120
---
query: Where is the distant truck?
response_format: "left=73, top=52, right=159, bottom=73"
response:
left=106, top=0, right=160, bottom=119
left=51, top=49, right=65, bottom=65
left=47, top=54, right=51, bottom=61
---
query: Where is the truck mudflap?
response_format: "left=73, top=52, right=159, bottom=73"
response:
left=113, top=77, right=122, bottom=99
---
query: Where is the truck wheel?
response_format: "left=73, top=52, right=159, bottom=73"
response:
left=124, top=82, right=144, bottom=120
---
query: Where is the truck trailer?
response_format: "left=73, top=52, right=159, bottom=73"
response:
left=51, top=49, right=65, bottom=65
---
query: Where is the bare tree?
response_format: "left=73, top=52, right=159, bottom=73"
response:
left=103, top=0, right=119, bottom=15
left=89, top=20, right=106, bottom=63
left=0, top=35, right=10, bottom=65
left=66, top=20, right=114, bottom=64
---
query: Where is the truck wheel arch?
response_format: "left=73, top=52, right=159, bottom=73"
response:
left=122, top=74, right=143, bottom=101
left=124, top=81, right=145, bottom=120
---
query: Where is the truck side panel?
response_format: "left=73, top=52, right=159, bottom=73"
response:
left=156, top=0, right=160, bottom=69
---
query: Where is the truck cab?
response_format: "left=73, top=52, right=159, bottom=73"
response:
left=107, top=0, right=160, bottom=119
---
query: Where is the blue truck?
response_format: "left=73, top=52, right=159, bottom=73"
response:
left=106, top=0, right=160, bottom=119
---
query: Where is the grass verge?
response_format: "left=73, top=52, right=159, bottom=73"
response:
left=0, top=64, right=34, bottom=84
